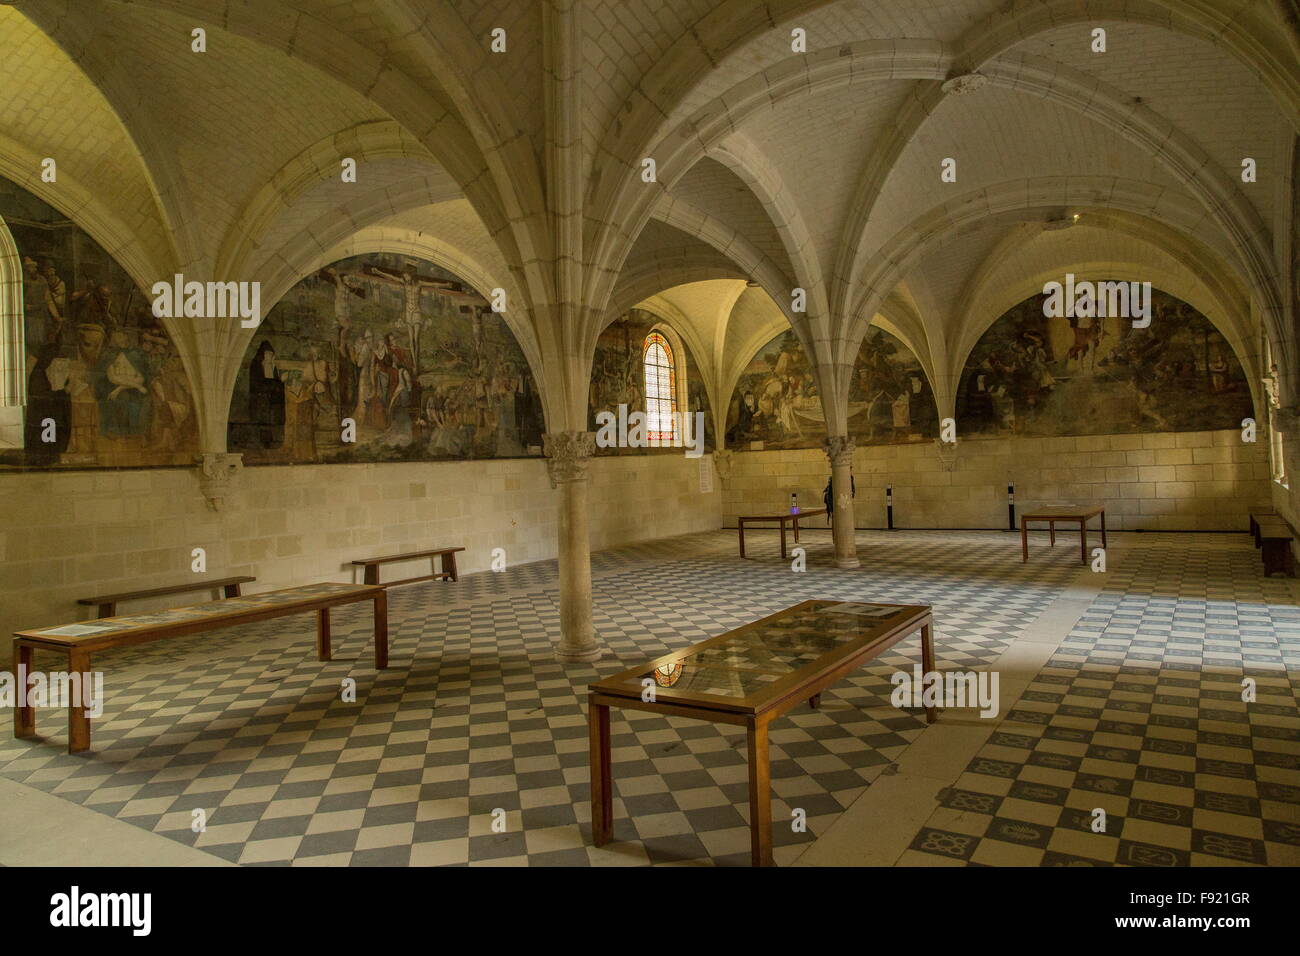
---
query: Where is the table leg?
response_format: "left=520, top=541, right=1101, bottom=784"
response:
left=1100, top=510, right=1107, bottom=549
left=316, top=607, right=332, bottom=661
left=793, top=515, right=801, bottom=544
left=1080, top=520, right=1088, bottom=564
left=747, top=717, right=773, bottom=867
left=589, top=695, right=612, bottom=846
left=440, top=550, right=459, bottom=582
left=1020, top=517, right=1028, bottom=562
left=920, top=623, right=937, bottom=724
left=1049, top=520, right=1055, bottom=546
left=738, top=520, right=746, bottom=559
left=780, top=520, right=788, bottom=560
left=373, top=591, right=389, bottom=669
left=14, top=643, right=34, bottom=740
left=67, top=648, right=91, bottom=754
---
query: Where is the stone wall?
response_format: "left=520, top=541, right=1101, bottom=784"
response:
left=722, top=429, right=1270, bottom=532
left=0, top=452, right=721, bottom=653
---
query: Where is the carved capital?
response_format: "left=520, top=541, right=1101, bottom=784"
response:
left=712, top=448, right=735, bottom=481
left=1262, top=365, right=1281, bottom=410
left=822, top=435, right=856, bottom=468
left=196, top=452, right=243, bottom=511
left=934, top=439, right=958, bottom=473
left=543, top=431, right=596, bottom=488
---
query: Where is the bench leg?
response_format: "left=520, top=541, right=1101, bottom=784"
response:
left=808, top=693, right=821, bottom=709
left=223, top=583, right=241, bottom=598
left=1049, top=520, right=1055, bottom=546
left=780, top=521, right=788, bottom=560
left=97, top=602, right=115, bottom=619
left=1100, top=510, right=1107, bottom=549
left=316, top=608, right=332, bottom=661
left=373, top=591, right=389, bottom=669
left=1020, top=518, right=1028, bottom=562
left=1080, top=521, right=1088, bottom=564
left=14, top=643, right=34, bottom=740
left=921, top=623, right=937, bottom=724
left=589, top=695, right=612, bottom=846
left=363, top=565, right=379, bottom=586
left=440, top=551, right=459, bottom=582
left=747, top=717, right=773, bottom=867
left=738, top=520, right=747, bottom=559
left=67, top=649, right=91, bottom=754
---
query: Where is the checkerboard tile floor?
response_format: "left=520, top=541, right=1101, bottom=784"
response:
left=2, top=529, right=1295, bottom=866
left=902, top=543, right=1300, bottom=867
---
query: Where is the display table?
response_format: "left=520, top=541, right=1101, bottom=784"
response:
left=588, top=599, right=935, bottom=866
left=736, top=508, right=827, bottom=559
left=14, top=582, right=388, bottom=753
left=1019, top=504, right=1107, bottom=564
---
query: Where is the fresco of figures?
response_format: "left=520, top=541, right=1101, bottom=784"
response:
left=726, top=326, right=934, bottom=449
left=229, top=253, right=545, bottom=464
left=0, top=178, right=198, bottom=469
left=587, top=309, right=713, bottom=455
left=956, top=287, right=1252, bottom=438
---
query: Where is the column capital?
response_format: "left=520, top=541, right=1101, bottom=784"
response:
left=712, top=448, right=735, bottom=481
left=543, top=430, right=596, bottom=488
left=822, top=435, right=856, bottom=467
left=196, top=452, right=243, bottom=511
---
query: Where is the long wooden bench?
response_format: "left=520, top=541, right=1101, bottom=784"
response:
left=1249, top=510, right=1295, bottom=577
left=78, top=575, right=256, bottom=619
left=351, top=547, right=464, bottom=587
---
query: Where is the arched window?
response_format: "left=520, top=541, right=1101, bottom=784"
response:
left=0, top=215, right=24, bottom=449
left=643, top=331, right=677, bottom=443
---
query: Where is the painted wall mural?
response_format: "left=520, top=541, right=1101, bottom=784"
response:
left=726, top=326, right=935, bottom=449
left=957, top=286, right=1252, bottom=437
left=587, top=308, right=714, bottom=455
left=0, top=177, right=198, bottom=469
left=229, top=253, right=545, bottom=464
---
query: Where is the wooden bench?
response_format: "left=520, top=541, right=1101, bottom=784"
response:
left=1248, top=508, right=1275, bottom=547
left=351, top=547, right=464, bottom=587
left=77, top=575, right=256, bottom=619
left=1249, top=510, right=1295, bottom=577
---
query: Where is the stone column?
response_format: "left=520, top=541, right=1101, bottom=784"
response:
left=544, top=430, right=602, bottom=662
left=823, top=436, right=859, bottom=569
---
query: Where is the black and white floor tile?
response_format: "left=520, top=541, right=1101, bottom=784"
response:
left=2, top=528, right=1295, bottom=866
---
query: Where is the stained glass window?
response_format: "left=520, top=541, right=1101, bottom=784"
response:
left=643, top=332, right=676, bottom=443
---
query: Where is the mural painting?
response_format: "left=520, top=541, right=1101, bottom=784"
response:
left=0, top=177, right=197, bottom=468
left=725, top=326, right=934, bottom=449
left=957, top=286, right=1252, bottom=437
left=229, top=253, right=545, bottom=463
left=587, top=309, right=713, bottom=455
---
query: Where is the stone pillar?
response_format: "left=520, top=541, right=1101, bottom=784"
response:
left=544, top=430, right=602, bottom=663
left=823, top=436, right=859, bottom=569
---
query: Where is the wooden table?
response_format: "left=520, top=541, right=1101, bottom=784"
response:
left=737, top=508, right=827, bottom=559
left=588, top=600, right=934, bottom=866
left=1020, top=504, right=1107, bottom=563
left=13, top=582, right=387, bottom=754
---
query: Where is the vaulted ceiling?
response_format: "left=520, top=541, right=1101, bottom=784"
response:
left=1, top=0, right=1296, bottom=438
